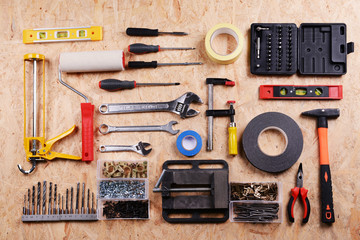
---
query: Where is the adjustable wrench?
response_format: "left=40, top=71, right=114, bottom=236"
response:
left=99, top=121, right=179, bottom=135
left=99, top=142, right=152, bottom=156
left=99, top=92, right=203, bottom=118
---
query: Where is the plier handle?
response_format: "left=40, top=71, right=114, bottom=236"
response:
left=287, top=163, right=311, bottom=223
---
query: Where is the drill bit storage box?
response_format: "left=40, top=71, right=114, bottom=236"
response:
left=97, top=160, right=150, bottom=220
left=229, top=182, right=283, bottom=223
left=250, top=23, right=354, bottom=75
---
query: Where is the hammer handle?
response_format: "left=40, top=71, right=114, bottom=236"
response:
left=318, top=128, right=335, bottom=223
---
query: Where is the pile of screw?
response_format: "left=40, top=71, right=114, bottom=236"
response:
left=233, top=203, right=279, bottom=222
left=103, top=200, right=149, bottom=219
left=99, top=180, right=146, bottom=199
left=102, top=161, right=148, bottom=178
left=231, top=182, right=278, bottom=201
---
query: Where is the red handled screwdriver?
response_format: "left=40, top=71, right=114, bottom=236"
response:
left=99, top=79, right=180, bottom=91
left=128, top=43, right=195, bottom=54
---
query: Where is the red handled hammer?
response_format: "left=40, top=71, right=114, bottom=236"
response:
left=302, top=108, right=340, bottom=223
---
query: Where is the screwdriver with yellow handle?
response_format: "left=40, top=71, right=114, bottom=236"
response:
left=227, top=101, right=238, bottom=155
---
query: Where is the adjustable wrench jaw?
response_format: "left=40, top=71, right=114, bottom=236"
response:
left=135, top=142, right=152, bottom=156
left=172, top=92, right=203, bottom=118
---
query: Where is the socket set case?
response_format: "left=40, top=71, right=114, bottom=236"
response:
left=97, top=160, right=150, bottom=220
left=250, top=23, right=354, bottom=75
left=229, top=182, right=283, bottom=223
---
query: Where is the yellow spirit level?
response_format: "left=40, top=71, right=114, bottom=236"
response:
left=23, top=26, right=102, bottom=44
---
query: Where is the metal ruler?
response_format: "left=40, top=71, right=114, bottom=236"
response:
left=23, top=26, right=102, bottom=43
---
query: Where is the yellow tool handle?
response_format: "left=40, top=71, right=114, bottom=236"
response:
left=228, top=126, right=238, bottom=155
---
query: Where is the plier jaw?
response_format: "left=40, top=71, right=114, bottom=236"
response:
left=287, top=163, right=311, bottom=223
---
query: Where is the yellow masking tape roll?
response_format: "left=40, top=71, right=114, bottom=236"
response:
left=205, top=23, right=244, bottom=64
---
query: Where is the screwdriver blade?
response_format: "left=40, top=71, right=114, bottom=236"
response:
left=160, top=47, right=195, bottom=51
left=136, top=82, right=180, bottom=86
left=157, top=62, right=203, bottom=66
left=159, top=31, right=188, bottom=35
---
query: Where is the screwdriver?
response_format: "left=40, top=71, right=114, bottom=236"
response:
left=227, top=101, right=238, bottom=156
left=99, top=79, right=180, bottom=91
left=126, top=27, right=188, bottom=36
left=128, top=61, right=202, bottom=69
left=128, top=43, right=195, bottom=54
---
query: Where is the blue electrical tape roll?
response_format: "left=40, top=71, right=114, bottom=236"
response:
left=176, top=130, right=202, bottom=157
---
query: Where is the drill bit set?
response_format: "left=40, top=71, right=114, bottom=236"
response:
left=22, top=181, right=97, bottom=222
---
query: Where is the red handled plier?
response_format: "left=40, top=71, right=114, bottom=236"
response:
left=287, top=163, right=311, bottom=223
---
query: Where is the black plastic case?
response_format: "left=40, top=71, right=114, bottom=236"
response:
left=250, top=23, right=354, bottom=75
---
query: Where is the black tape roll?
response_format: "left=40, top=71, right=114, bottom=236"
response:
left=242, top=112, right=303, bottom=173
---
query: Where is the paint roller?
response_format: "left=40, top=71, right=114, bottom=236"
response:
left=58, top=50, right=125, bottom=161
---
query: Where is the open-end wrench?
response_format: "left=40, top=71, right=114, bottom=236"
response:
left=99, top=142, right=152, bottom=156
left=99, top=121, right=179, bottom=135
left=98, top=92, right=203, bottom=118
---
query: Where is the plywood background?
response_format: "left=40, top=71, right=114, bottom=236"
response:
left=0, top=0, right=359, bottom=239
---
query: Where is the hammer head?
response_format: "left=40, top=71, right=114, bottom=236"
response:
left=301, top=108, right=340, bottom=128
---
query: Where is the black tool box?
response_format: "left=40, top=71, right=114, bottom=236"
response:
left=250, top=23, right=354, bottom=75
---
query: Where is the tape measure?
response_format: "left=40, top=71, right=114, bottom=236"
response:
left=205, top=23, right=244, bottom=64
left=242, top=112, right=303, bottom=173
left=176, top=130, right=202, bottom=157
left=23, top=26, right=102, bottom=43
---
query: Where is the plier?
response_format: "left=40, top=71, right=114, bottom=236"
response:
left=287, top=163, right=311, bottom=223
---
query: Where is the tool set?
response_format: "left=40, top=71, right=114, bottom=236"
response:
left=18, top=21, right=353, bottom=226
left=22, top=181, right=97, bottom=222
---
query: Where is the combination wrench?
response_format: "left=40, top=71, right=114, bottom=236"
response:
left=99, top=121, right=179, bottom=135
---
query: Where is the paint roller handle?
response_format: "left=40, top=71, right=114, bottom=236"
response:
left=81, top=103, right=94, bottom=162
left=126, top=28, right=159, bottom=36
left=128, top=61, right=158, bottom=69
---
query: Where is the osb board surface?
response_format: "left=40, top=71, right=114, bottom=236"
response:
left=0, top=0, right=359, bottom=239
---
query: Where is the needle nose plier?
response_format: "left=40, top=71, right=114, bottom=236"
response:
left=287, top=163, right=311, bottom=223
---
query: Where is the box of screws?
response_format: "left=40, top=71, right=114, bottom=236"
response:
left=97, top=160, right=150, bottom=220
left=21, top=181, right=97, bottom=222
left=229, top=182, right=282, bottom=223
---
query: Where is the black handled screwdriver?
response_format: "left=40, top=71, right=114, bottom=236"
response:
left=126, top=27, right=188, bottom=36
left=128, top=43, right=195, bottom=54
left=99, top=79, right=180, bottom=91
left=128, top=61, right=202, bottom=69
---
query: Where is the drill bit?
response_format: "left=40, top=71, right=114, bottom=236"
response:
left=87, top=189, right=90, bottom=214
left=58, top=193, right=60, bottom=214
left=42, top=181, right=46, bottom=215
left=48, top=182, right=52, bottom=215
left=61, top=195, right=64, bottom=214
left=23, top=194, right=26, bottom=215
left=37, top=182, right=40, bottom=215
left=27, top=189, right=30, bottom=215
left=53, top=184, right=57, bottom=214
left=76, top=183, right=79, bottom=214
left=81, top=183, right=85, bottom=214
left=70, top=187, right=74, bottom=214
left=65, top=189, right=69, bottom=214
left=91, top=192, right=95, bottom=214
left=32, top=186, right=35, bottom=215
